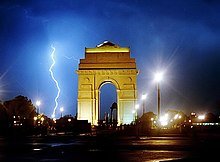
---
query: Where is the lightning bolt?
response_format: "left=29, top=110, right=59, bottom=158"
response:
left=49, top=45, right=61, bottom=119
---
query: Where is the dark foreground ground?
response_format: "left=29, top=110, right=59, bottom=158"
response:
left=0, top=129, right=220, bottom=162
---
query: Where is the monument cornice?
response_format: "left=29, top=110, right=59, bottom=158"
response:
left=85, top=47, right=130, bottom=53
left=76, top=69, right=139, bottom=75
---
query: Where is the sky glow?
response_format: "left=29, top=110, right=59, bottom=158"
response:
left=0, top=0, right=220, bottom=118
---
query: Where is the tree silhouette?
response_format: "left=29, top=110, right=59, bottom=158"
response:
left=4, top=95, right=36, bottom=129
left=4, top=95, right=36, bottom=118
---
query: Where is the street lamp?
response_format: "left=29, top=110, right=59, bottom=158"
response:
left=60, top=107, right=64, bottom=118
left=36, top=100, right=41, bottom=115
left=132, top=110, right=136, bottom=122
left=141, top=94, right=147, bottom=116
left=135, top=104, right=139, bottom=120
left=154, top=72, right=163, bottom=120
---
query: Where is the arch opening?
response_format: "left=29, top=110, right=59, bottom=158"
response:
left=100, top=83, right=117, bottom=122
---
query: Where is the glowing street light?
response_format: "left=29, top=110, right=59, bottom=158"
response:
left=160, top=113, right=168, bottom=126
left=198, top=115, right=205, bottom=120
left=154, top=71, right=163, bottom=120
left=36, top=100, right=41, bottom=114
left=154, top=72, right=163, bottom=83
left=134, top=104, right=139, bottom=120
left=60, top=107, right=64, bottom=118
left=132, top=110, right=136, bottom=121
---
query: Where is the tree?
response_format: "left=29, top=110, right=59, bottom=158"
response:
left=205, top=112, right=218, bottom=122
left=4, top=95, right=36, bottom=127
left=5, top=95, right=35, bottom=117
left=138, top=111, right=157, bottom=134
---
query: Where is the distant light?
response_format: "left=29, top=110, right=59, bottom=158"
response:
left=198, top=115, right=205, bottom=120
left=191, top=112, right=196, bottom=116
left=160, top=113, right=169, bottom=126
left=154, top=72, right=163, bottom=83
left=174, top=114, right=178, bottom=119
left=60, top=107, right=64, bottom=112
left=36, top=100, right=41, bottom=106
left=135, top=104, right=139, bottom=109
left=141, top=94, right=147, bottom=100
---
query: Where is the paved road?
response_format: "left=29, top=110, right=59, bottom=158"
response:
left=0, top=132, right=219, bottom=162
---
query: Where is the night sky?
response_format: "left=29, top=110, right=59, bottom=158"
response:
left=0, top=0, right=220, bottom=119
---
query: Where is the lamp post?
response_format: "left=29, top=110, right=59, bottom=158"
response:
left=60, top=107, right=64, bottom=118
left=141, top=94, right=147, bottom=116
left=132, top=110, right=136, bottom=122
left=36, top=100, right=41, bottom=115
left=135, top=104, right=139, bottom=120
left=154, top=72, right=163, bottom=120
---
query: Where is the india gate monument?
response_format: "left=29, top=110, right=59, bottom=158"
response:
left=76, top=41, right=139, bottom=126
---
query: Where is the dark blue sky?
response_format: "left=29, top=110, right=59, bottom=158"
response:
left=0, top=0, right=220, bottom=119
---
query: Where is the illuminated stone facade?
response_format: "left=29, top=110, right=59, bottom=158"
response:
left=76, top=41, right=139, bottom=125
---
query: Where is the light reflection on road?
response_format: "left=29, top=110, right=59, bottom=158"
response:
left=0, top=134, right=219, bottom=162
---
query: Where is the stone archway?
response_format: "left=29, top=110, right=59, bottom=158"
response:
left=99, top=81, right=117, bottom=120
left=76, top=41, right=139, bottom=126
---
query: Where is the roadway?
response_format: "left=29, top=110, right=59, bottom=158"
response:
left=0, top=130, right=219, bottom=162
